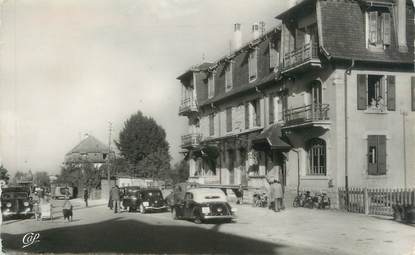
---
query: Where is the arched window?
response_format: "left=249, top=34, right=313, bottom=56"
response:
left=307, top=138, right=326, bottom=176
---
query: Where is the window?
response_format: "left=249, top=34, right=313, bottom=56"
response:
left=366, top=8, right=391, bottom=49
left=269, top=94, right=275, bottom=124
left=307, top=138, right=326, bottom=176
left=278, top=91, right=288, bottom=121
left=225, top=63, right=233, bottom=91
left=357, top=74, right=395, bottom=111
left=367, top=135, right=386, bottom=175
left=209, top=113, right=214, bottom=136
left=248, top=48, right=258, bottom=82
left=269, top=41, right=280, bottom=70
left=208, top=72, right=215, bottom=98
left=245, top=99, right=261, bottom=129
left=226, top=107, right=232, bottom=132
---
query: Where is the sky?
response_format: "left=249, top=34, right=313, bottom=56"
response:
left=0, top=0, right=288, bottom=176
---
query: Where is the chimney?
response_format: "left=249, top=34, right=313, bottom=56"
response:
left=252, top=22, right=260, bottom=40
left=233, top=23, right=242, bottom=50
left=397, top=0, right=408, bottom=52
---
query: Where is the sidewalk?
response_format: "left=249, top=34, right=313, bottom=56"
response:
left=227, top=204, right=415, bottom=255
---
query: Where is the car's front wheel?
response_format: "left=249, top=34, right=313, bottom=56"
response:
left=139, top=204, right=146, bottom=214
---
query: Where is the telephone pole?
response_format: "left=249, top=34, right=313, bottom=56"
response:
left=107, top=121, right=112, bottom=193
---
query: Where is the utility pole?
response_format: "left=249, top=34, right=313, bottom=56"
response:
left=107, top=121, right=112, bottom=195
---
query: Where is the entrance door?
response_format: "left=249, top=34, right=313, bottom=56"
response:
left=228, top=150, right=235, bottom=185
left=239, top=149, right=248, bottom=186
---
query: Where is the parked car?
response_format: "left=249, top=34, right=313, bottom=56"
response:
left=120, top=186, right=141, bottom=212
left=52, top=185, right=74, bottom=199
left=1, top=186, right=34, bottom=220
left=166, top=182, right=201, bottom=209
left=171, top=188, right=237, bottom=224
left=137, top=188, right=168, bottom=213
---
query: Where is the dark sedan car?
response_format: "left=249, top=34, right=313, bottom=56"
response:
left=121, top=186, right=141, bottom=212
left=171, top=188, right=237, bottom=224
left=137, top=188, right=168, bottom=213
left=1, top=186, right=34, bottom=219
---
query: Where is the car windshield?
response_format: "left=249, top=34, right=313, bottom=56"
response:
left=1, top=192, right=28, bottom=199
left=142, top=191, right=163, bottom=199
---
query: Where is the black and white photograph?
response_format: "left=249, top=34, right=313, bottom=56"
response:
left=0, top=0, right=415, bottom=254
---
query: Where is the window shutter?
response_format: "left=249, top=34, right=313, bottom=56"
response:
left=377, top=135, right=387, bottom=175
left=357, top=74, right=368, bottom=110
left=369, top=11, right=378, bottom=44
left=412, top=77, right=415, bottom=111
left=367, top=135, right=378, bottom=175
left=382, top=12, right=391, bottom=45
left=387, top=76, right=395, bottom=111
left=226, top=107, right=232, bottom=132
left=269, top=95, right=275, bottom=124
left=256, top=100, right=261, bottom=126
left=209, top=114, right=214, bottom=136
left=245, top=103, right=249, bottom=129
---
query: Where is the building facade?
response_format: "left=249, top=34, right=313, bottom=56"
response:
left=178, top=0, right=415, bottom=206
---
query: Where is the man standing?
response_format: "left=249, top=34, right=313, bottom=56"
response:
left=275, top=180, right=283, bottom=212
left=111, top=185, right=120, bottom=213
left=83, top=188, right=89, bottom=207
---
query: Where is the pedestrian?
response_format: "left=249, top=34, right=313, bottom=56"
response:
left=274, top=180, right=284, bottom=212
left=110, top=185, right=121, bottom=213
left=83, top=188, right=89, bottom=207
left=236, top=184, right=244, bottom=204
left=62, top=196, right=73, bottom=222
left=108, top=186, right=113, bottom=210
left=268, top=178, right=277, bottom=211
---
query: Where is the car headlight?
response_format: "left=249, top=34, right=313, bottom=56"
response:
left=6, top=202, right=12, bottom=208
left=231, top=207, right=237, bottom=213
left=23, top=202, right=29, bottom=207
left=142, top=202, right=149, bottom=207
left=201, top=207, right=210, bottom=214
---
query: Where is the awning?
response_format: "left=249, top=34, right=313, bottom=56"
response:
left=251, top=124, right=291, bottom=151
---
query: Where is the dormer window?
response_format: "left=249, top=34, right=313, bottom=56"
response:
left=225, top=62, right=233, bottom=92
left=207, top=72, right=215, bottom=99
left=248, top=48, right=258, bottom=82
left=366, top=7, right=391, bottom=49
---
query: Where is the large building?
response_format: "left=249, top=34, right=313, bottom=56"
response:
left=178, top=0, right=415, bottom=206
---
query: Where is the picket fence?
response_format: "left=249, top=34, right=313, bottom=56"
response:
left=338, top=187, right=415, bottom=216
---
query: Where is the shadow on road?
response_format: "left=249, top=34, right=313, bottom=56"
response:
left=2, top=217, right=282, bottom=254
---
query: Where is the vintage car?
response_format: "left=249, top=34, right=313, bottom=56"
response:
left=1, top=186, right=34, bottom=219
left=52, top=185, right=74, bottom=200
left=120, top=186, right=141, bottom=212
left=166, top=182, right=201, bottom=208
left=137, top=188, right=168, bottom=213
left=171, top=188, right=237, bottom=224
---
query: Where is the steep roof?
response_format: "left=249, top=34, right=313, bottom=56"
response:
left=177, top=62, right=214, bottom=80
left=66, top=135, right=109, bottom=155
left=319, top=0, right=414, bottom=63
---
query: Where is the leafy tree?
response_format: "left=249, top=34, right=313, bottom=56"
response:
left=0, top=165, right=9, bottom=181
left=169, top=160, right=189, bottom=184
left=115, top=111, right=171, bottom=178
left=58, top=163, right=102, bottom=193
left=34, top=171, right=50, bottom=187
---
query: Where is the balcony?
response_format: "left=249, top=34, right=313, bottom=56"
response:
left=282, top=42, right=321, bottom=73
left=188, top=175, right=220, bottom=185
left=282, top=104, right=330, bottom=129
left=179, top=98, right=198, bottom=116
left=181, top=133, right=202, bottom=148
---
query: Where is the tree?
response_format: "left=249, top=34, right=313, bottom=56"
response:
left=34, top=171, right=50, bottom=187
left=169, top=160, right=189, bottom=184
left=0, top=165, right=9, bottom=181
left=115, top=111, right=171, bottom=178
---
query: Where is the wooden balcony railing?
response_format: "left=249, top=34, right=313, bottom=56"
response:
left=283, top=104, right=329, bottom=126
left=181, top=133, right=202, bottom=148
left=283, top=42, right=319, bottom=71
left=179, top=97, right=198, bottom=115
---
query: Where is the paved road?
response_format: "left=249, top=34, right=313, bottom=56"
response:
left=2, top=199, right=414, bottom=255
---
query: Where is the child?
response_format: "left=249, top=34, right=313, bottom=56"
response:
left=62, top=197, right=73, bottom=222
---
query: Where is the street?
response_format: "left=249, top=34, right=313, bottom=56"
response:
left=2, top=199, right=415, bottom=255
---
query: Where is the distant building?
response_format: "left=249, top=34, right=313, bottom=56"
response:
left=65, top=134, right=115, bottom=167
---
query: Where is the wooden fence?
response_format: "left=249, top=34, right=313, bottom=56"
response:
left=338, top=188, right=415, bottom=216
